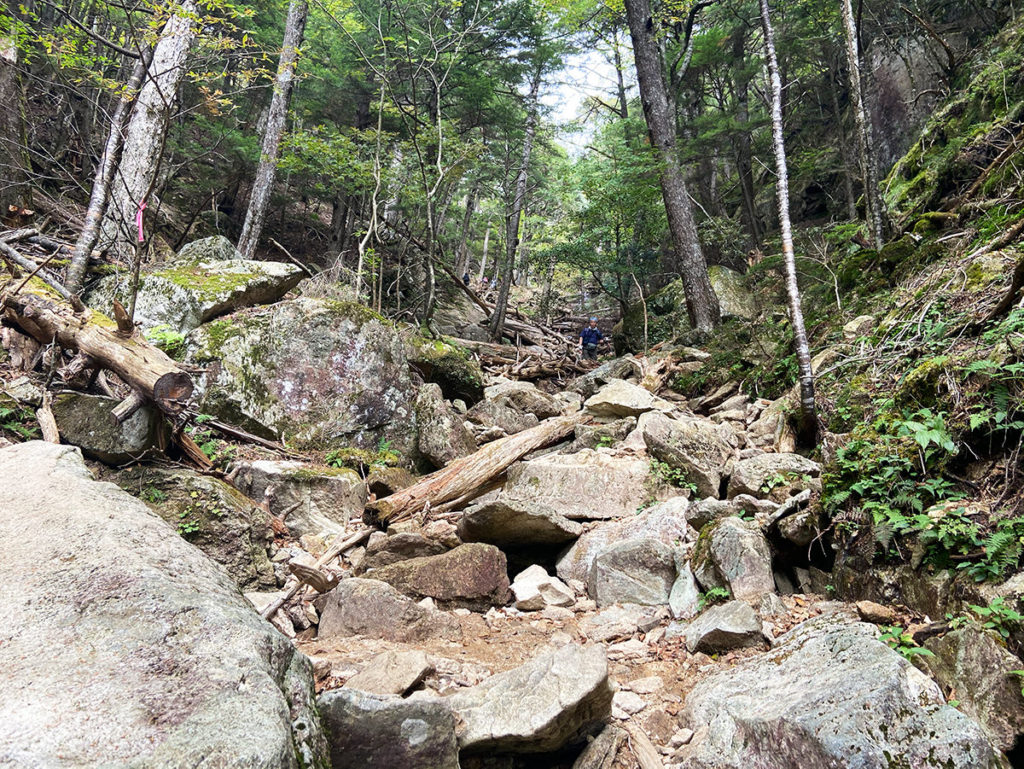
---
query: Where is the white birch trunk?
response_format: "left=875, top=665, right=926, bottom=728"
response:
left=759, top=0, right=818, bottom=446
left=97, top=2, right=197, bottom=262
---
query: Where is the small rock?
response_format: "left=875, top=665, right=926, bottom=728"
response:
left=684, top=601, right=764, bottom=653
left=512, top=565, right=575, bottom=611
left=669, top=562, right=700, bottom=620
left=371, top=542, right=511, bottom=611
left=344, top=650, right=433, bottom=696
left=541, top=606, right=575, bottom=622
left=856, top=600, right=897, bottom=625
left=626, top=676, right=664, bottom=695
left=579, top=605, right=646, bottom=642
left=843, top=314, right=875, bottom=340
left=692, top=517, right=775, bottom=600
left=670, top=728, right=694, bottom=747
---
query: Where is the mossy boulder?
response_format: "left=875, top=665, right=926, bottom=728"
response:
left=406, top=334, right=484, bottom=404
left=185, top=297, right=419, bottom=455
left=113, top=465, right=276, bottom=590
left=85, top=250, right=303, bottom=335
left=51, top=392, right=164, bottom=464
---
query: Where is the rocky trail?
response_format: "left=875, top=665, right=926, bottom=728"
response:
left=3, top=246, right=1022, bottom=768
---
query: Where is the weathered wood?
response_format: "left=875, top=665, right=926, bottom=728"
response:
left=1, top=282, right=193, bottom=417
left=261, top=527, right=373, bottom=620
left=368, top=412, right=588, bottom=523
left=35, top=393, right=60, bottom=444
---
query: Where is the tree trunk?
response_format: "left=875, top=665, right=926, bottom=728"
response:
left=368, top=412, right=587, bottom=523
left=479, top=224, right=491, bottom=279
left=0, top=35, right=32, bottom=214
left=237, top=0, right=309, bottom=259
left=456, top=181, right=479, bottom=275
left=489, top=68, right=541, bottom=342
left=623, top=0, right=720, bottom=335
left=840, top=0, right=886, bottom=248
left=97, top=2, right=198, bottom=262
left=759, top=0, right=818, bottom=447
left=731, top=25, right=760, bottom=246
left=66, top=54, right=151, bottom=294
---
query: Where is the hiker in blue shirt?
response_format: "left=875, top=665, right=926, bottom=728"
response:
left=578, top=317, right=604, bottom=360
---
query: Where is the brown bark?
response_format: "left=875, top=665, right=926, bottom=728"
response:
left=760, top=0, right=818, bottom=447
left=1, top=280, right=193, bottom=418
left=368, top=412, right=588, bottom=523
left=623, top=0, right=720, bottom=335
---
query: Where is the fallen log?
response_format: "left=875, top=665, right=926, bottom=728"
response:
left=367, top=411, right=588, bottom=523
left=1, top=278, right=193, bottom=418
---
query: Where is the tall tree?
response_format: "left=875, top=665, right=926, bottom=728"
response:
left=840, top=0, right=886, bottom=248
left=67, top=53, right=151, bottom=294
left=759, top=0, right=817, bottom=446
left=97, top=1, right=198, bottom=262
left=489, top=66, right=542, bottom=341
left=0, top=32, right=32, bottom=214
left=623, top=0, right=719, bottom=335
left=237, top=0, right=309, bottom=260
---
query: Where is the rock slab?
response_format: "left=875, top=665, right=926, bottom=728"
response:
left=0, top=441, right=328, bottom=768
left=316, top=578, right=462, bottom=643
left=318, top=689, right=459, bottom=769
left=678, top=613, right=1006, bottom=768
left=448, top=644, right=613, bottom=753
left=370, top=543, right=511, bottom=611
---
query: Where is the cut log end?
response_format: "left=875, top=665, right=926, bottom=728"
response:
left=154, top=371, right=193, bottom=410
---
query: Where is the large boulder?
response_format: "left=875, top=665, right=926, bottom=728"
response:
left=568, top=356, right=643, bottom=398
left=229, top=458, right=367, bottom=538
left=726, top=452, right=822, bottom=502
left=556, top=497, right=694, bottom=583
left=356, top=532, right=448, bottom=574
left=692, top=517, right=775, bottom=600
left=177, top=234, right=244, bottom=261
left=458, top=498, right=583, bottom=548
left=86, top=247, right=303, bottom=335
left=318, top=689, right=459, bottom=769
left=485, top=380, right=563, bottom=420
left=584, top=379, right=668, bottom=418
left=0, top=442, right=328, bottom=767
left=415, top=383, right=477, bottom=469
left=448, top=644, right=613, bottom=753
left=466, top=397, right=539, bottom=435
left=683, top=600, right=764, bottom=653
left=113, top=465, right=275, bottom=590
left=186, top=298, right=418, bottom=453
left=921, top=628, right=1024, bottom=753
left=588, top=538, right=678, bottom=607
left=640, top=411, right=736, bottom=499
left=708, top=265, right=758, bottom=320
left=677, top=613, right=1007, bottom=768
left=502, top=449, right=664, bottom=520
left=315, top=578, right=463, bottom=643
left=51, top=392, right=163, bottom=464
left=370, top=543, right=511, bottom=611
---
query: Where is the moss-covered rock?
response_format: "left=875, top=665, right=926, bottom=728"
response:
left=406, top=334, right=485, bottom=403
left=85, top=254, right=303, bottom=335
left=51, top=392, right=164, bottom=464
left=185, top=297, right=419, bottom=456
left=112, top=465, right=276, bottom=590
